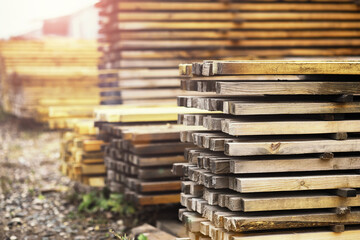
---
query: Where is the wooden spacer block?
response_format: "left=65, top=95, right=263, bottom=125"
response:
left=335, top=94, right=354, bottom=103
left=319, top=114, right=335, bottom=121
left=319, top=152, right=334, bottom=160
left=192, top=63, right=202, bottom=75
left=233, top=18, right=245, bottom=24
left=178, top=208, right=188, bottom=221
left=172, top=163, right=185, bottom=176
left=335, top=206, right=351, bottom=215
left=332, top=188, right=357, bottom=198
left=319, top=114, right=345, bottom=121
left=181, top=182, right=192, bottom=194
left=330, top=132, right=348, bottom=140
left=331, top=224, right=345, bottom=233
left=218, top=29, right=230, bottom=34
left=202, top=63, right=213, bottom=76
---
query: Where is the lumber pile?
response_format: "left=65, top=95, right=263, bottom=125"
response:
left=95, top=106, right=209, bottom=206
left=96, top=0, right=360, bottom=105
left=61, top=119, right=105, bottom=187
left=175, top=60, right=360, bottom=240
left=0, top=38, right=101, bottom=126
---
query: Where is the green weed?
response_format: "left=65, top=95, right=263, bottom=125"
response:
left=78, top=189, right=135, bottom=217
left=0, top=106, right=9, bottom=122
left=109, top=230, right=148, bottom=240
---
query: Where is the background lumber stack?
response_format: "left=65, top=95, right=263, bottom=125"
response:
left=95, top=106, right=209, bottom=206
left=176, top=60, right=360, bottom=240
left=0, top=38, right=101, bottom=127
left=60, top=119, right=105, bottom=187
left=96, top=0, right=360, bottom=105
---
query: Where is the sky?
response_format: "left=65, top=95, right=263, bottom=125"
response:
left=0, top=0, right=97, bottom=39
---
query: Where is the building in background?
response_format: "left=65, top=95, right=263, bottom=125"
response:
left=16, top=6, right=99, bottom=39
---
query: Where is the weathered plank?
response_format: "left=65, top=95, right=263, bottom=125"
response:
left=223, top=208, right=360, bottom=232
left=216, top=82, right=360, bottom=96
left=230, top=154, right=360, bottom=174
left=232, top=174, right=360, bottom=193
left=117, top=2, right=360, bottom=12
left=222, top=119, right=360, bottom=136
left=210, top=60, right=360, bottom=75
left=225, top=138, right=360, bottom=156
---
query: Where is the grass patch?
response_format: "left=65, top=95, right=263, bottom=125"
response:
left=0, top=106, right=9, bottom=122
left=78, top=189, right=135, bottom=217
left=109, top=230, right=148, bottom=240
left=0, top=176, right=12, bottom=195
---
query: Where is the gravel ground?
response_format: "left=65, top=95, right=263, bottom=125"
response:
left=0, top=115, right=125, bottom=240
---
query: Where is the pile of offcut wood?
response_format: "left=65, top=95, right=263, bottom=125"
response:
left=0, top=38, right=101, bottom=127
left=61, top=119, right=105, bottom=187
left=176, top=60, right=360, bottom=240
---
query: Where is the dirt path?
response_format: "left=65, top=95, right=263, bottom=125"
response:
left=0, top=116, right=122, bottom=240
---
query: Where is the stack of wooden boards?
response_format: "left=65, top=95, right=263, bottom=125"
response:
left=175, top=60, right=360, bottom=240
left=0, top=39, right=101, bottom=127
left=61, top=119, right=105, bottom=187
left=96, top=0, right=360, bottom=105
left=95, top=106, right=208, bottom=206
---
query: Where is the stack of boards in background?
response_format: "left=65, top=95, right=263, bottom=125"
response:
left=61, top=119, right=105, bottom=187
left=0, top=39, right=100, bottom=128
left=176, top=60, right=360, bottom=240
left=95, top=106, right=207, bottom=206
left=96, top=0, right=360, bottom=105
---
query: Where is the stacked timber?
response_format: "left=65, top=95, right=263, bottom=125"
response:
left=175, top=60, right=360, bottom=240
left=96, top=0, right=360, bottom=105
left=95, top=106, right=207, bottom=206
left=61, top=119, right=105, bottom=187
left=0, top=39, right=100, bottom=126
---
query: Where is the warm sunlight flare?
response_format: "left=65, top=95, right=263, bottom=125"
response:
left=0, top=0, right=96, bottom=38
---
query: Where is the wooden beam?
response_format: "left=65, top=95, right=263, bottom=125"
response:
left=232, top=174, right=360, bottom=193
left=225, top=138, right=360, bottom=156
left=210, top=60, right=360, bottom=75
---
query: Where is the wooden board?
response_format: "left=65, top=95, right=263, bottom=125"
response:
left=225, top=137, right=360, bottom=156
left=180, top=113, right=360, bottom=136
left=116, top=2, right=360, bottom=12
left=222, top=208, right=360, bottom=232
left=116, top=12, right=360, bottom=21
left=204, top=189, right=360, bottom=212
left=94, top=106, right=208, bottom=123
left=215, top=82, right=360, bottom=96
left=204, top=60, right=360, bottom=76
left=184, top=219, right=360, bottom=240
left=231, top=174, right=360, bottom=193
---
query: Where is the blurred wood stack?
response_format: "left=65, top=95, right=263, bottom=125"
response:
left=95, top=106, right=207, bottom=206
left=96, top=0, right=360, bottom=105
left=175, top=60, right=360, bottom=240
left=60, top=119, right=105, bottom=187
left=59, top=104, right=155, bottom=187
left=0, top=38, right=101, bottom=127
